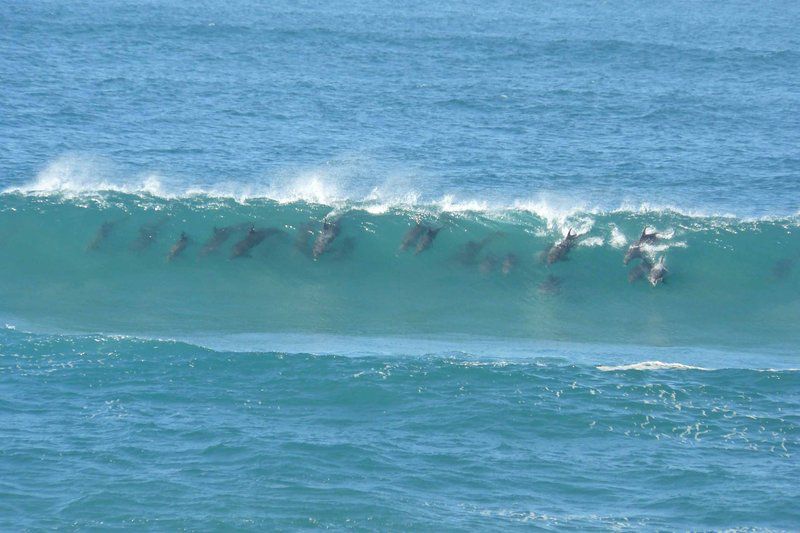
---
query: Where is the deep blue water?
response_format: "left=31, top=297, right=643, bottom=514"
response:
left=1, top=0, right=799, bottom=530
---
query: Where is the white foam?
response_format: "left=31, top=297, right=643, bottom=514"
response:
left=265, top=169, right=345, bottom=205
left=609, top=225, right=628, bottom=248
left=614, top=201, right=740, bottom=220
left=641, top=241, right=687, bottom=256
left=578, top=236, right=604, bottom=247
left=6, top=154, right=178, bottom=199
left=5, top=155, right=799, bottom=224
left=597, top=361, right=709, bottom=371
left=511, top=197, right=600, bottom=229
left=437, top=194, right=490, bottom=213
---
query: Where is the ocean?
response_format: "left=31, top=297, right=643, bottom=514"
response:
left=1, top=0, right=799, bottom=530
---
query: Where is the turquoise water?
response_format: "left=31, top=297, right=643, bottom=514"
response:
left=1, top=194, right=799, bottom=351
left=2, top=328, right=798, bottom=530
left=2, top=0, right=800, bottom=530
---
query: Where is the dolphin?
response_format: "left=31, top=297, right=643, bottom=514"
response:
left=546, top=229, right=580, bottom=265
left=627, top=258, right=653, bottom=283
left=624, top=228, right=659, bottom=265
left=200, top=224, right=248, bottom=256
left=638, top=228, right=659, bottom=244
left=623, top=244, right=645, bottom=265
left=772, top=257, right=795, bottom=280
left=501, top=253, right=517, bottom=275
left=167, top=232, right=190, bottom=261
left=455, top=233, right=502, bottom=265
left=294, top=222, right=315, bottom=256
left=87, top=221, right=115, bottom=251
left=399, top=223, right=426, bottom=252
left=231, top=226, right=279, bottom=259
left=130, top=217, right=167, bottom=251
left=415, top=227, right=441, bottom=255
left=647, top=256, right=668, bottom=287
left=312, top=220, right=341, bottom=259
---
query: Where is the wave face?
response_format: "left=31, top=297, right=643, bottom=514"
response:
left=1, top=326, right=798, bottom=530
left=1, top=192, right=798, bottom=351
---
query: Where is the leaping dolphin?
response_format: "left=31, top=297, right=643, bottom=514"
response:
left=546, top=229, right=581, bottom=264
left=647, top=256, right=668, bottom=287
left=167, top=232, right=190, bottom=261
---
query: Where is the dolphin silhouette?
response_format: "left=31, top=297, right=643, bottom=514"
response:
left=415, top=227, right=441, bottom=255
left=546, top=229, right=581, bottom=264
left=313, top=219, right=341, bottom=259
left=86, top=221, right=115, bottom=251
left=130, top=217, right=167, bottom=251
left=638, top=228, right=659, bottom=244
left=624, top=228, right=659, bottom=265
left=167, top=232, right=190, bottom=261
left=399, top=223, right=426, bottom=252
left=200, top=224, right=249, bottom=256
left=455, top=232, right=502, bottom=265
left=771, top=257, right=795, bottom=280
left=231, top=226, right=280, bottom=259
left=294, top=222, right=315, bottom=257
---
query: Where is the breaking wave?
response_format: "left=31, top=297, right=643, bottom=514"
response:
left=0, top=184, right=798, bottom=352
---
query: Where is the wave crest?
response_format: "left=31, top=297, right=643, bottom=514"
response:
left=5, top=155, right=798, bottom=225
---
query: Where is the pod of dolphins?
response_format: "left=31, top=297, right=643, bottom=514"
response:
left=86, top=218, right=671, bottom=288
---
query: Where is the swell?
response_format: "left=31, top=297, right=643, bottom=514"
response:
left=2, top=326, right=798, bottom=375
left=2, top=327, right=798, bottom=532
left=0, top=192, right=798, bottom=350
